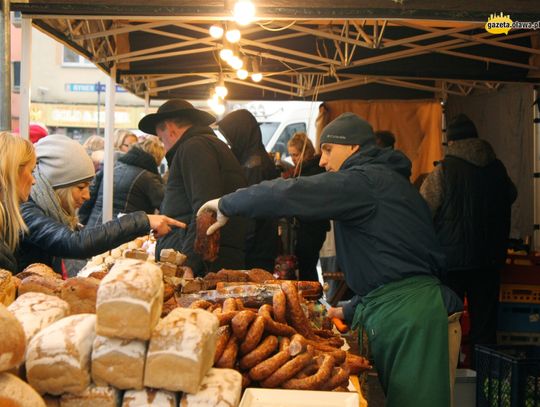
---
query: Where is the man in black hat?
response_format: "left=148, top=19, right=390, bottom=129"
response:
left=138, top=99, right=247, bottom=276
left=197, top=112, right=462, bottom=407
left=421, top=113, right=517, bottom=366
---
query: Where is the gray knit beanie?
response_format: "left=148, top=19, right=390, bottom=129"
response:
left=320, top=113, right=375, bottom=147
left=35, top=134, right=95, bottom=188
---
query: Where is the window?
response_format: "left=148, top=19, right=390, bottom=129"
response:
left=272, top=122, right=306, bottom=155
left=11, top=12, right=21, bottom=28
left=12, top=61, right=20, bottom=92
left=62, top=47, right=94, bottom=67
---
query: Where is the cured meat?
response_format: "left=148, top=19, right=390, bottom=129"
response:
left=194, top=209, right=220, bottom=261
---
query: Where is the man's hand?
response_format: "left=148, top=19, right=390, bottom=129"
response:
left=147, top=215, right=186, bottom=238
left=197, top=198, right=228, bottom=235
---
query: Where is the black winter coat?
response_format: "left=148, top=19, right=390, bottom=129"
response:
left=80, top=147, right=164, bottom=226
left=18, top=200, right=151, bottom=273
left=0, top=239, right=17, bottom=273
left=156, top=125, right=248, bottom=276
left=218, top=109, right=279, bottom=271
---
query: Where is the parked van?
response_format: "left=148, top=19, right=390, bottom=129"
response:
left=236, top=101, right=321, bottom=161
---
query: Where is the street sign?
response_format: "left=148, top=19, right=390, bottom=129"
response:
left=65, top=83, right=127, bottom=93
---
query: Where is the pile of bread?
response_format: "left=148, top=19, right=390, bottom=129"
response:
left=0, top=259, right=242, bottom=407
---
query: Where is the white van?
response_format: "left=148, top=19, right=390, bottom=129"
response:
left=239, top=101, right=321, bottom=160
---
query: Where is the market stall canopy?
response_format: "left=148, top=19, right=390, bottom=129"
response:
left=10, top=0, right=540, bottom=101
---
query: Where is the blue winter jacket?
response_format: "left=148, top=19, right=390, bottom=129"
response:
left=220, top=146, right=461, bottom=313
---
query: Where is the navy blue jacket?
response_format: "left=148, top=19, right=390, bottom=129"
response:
left=220, top=146, right=450, bottom=298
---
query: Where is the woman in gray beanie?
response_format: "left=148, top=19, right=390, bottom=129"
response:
left=17, top=134, right=184, bottom=275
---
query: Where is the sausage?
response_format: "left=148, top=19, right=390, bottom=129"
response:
left=216, top=336, right=238, bottom=369
left=260, top=352, right=313, bottom=388
left=231, top=310, right=257, bottom=339
left=241, top=372, right=252, bottom=389
left=258, top=304, right=296, bottom=337
left=239, top=335, right=279, bottom=370
left=282, top=354, right=335, bottom=390
left=248, top=350, right=292, bottom=381
left=333, top=386, right=349, bottom=392
left=222, top=297, right=237, bottom=313
left=346, top=353, right=372, bottom=375
left=194, top=209, right=220, bottom=261
left=281, top=281, right=317, bottom=339
left=294, top=359, right=319, bottom=379
left=214, top=325, right=231, bottom=364
left=217, top=311, right=239, bottom=326
left=235, top=298, right=245, bottom=310
left=272, top=290, right=287, bottom=323
left=212, top=306, right=223, bottom=314
left=288, top=334, right=306, bottom=356
left=304, top=338, right=345, bottom=360
left=240, top=315, right=266, bottom=355
left=323, top=336, right=345, bottom=348
left=188, top=299, right=213, bottom=310
left=319, top=349, right=346, bottom=365
left=313, top=328, right=337, bottom=338
left=278, top=337, right=290, bottom=352
left=321, top=365, right=351, bottom=390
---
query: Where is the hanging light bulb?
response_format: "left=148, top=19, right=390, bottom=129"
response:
left=225, top=28, right=241, bottom=43
left=219, top=38, right=234, bottom=61
left=233, top=0, right=256, bottom=26
left=215, top=75, right=228, bottom=98
left=237, top=68, right=249, bottom=80
left=214, top=102, right=226, bottom=115
left=229, top=55, right=243, bottom=70
left=209, top=24, right=224, bottom=39
left=251, top=57, right=263, bottom=82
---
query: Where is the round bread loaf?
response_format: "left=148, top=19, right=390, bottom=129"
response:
left=15, top=263, right=60, bottom=281
left=0, top=372, right=46, bottom=407
left=0, top=269, right=17, bottom=306
left=0, top=304, right=26, bottom=372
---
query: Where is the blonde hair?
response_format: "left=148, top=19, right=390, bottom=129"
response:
left=136, top=135, right=165, bottom=165
left=82, top=135, right=105, bottom=152
left=114, top=129, right=138, bottom=150
left=0, top=132, right=35, bottom=251
left=55, top=186, right=78, bottom=229
left=287, top=132, right=315, bottom=162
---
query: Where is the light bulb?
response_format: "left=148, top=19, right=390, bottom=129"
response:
left=229, top=56, right=243, bottom=70
left=219, top=48, right=233, bottom=61
left=209, top=25, right=224, bottom=39
left=233, top=0, right=256, bottom=26
left=215, top=85, right=228, bottom=98
left=237, top=68, right=249, bottom=80
left=225, top=29, right=241, bottom=43
left=213, top=103, right=226, bottom=115
left=251, top=72, right=263, bottom=82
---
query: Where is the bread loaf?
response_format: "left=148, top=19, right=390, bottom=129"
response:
left=18, top=275, right=64, bottom=297
left=59, top=384, right=120, bottom=407
left=122, top=388, right=178, bottom=407
left=96, top=259, right=163, bottom=340
left=144, top=308, right=219, bottom=393
left=0, top=269, right=17, bottom=306
left=43, top=395, right=61, bottom=407
left=91, top=335, right=147, bottom=390
left=15, top=263, right=60, bottom=280
left=8, top=292, right=70, bottom=343
left=180, top=368, right=242, bottom=407
left=26, top=314, right=96, bottom=395
left=0, top=372, right=46, bottom=407
left=0, top=303, right=26, bottom=372
left=60, top=277, right=100, bottom=314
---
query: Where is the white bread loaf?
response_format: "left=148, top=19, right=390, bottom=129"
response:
left=96, top=259, right=163, bottom=340
left=26, top=314, right=96, bottom=395
left=144, top=308, right=219, bottom=393
left=180, top=368, right=242, bottom=407
left=91, top=335, right=147, bottom=389
left=0, top=269, right=17, bottom=306
left=18, top=275, right=64, bottom=297
left=122, top=388, right=178, bottom=407
left=0, top=372, right=46, bottom=407
left=8, top=292, right=70, bottom=344
left=0, top=303, right=26, bottom=372
left=59, top=384, right=120, bottom=407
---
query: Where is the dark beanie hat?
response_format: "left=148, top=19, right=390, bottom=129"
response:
left=446, top=114, right=478, bottom=142
left=320, top=113, right=375, bottom=147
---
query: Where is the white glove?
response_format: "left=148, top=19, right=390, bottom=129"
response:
left=197, top=198, right=229, bottom=235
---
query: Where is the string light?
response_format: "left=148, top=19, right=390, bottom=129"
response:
left=209, top=24, right=224, bottom=39
left=229, top=55, right=244, bottom=70
left=233, top=0, right=256, bottom=26
left=215, top=75, right=228, bottom=98
left=219, top=38, right=234, bottom=61
left=225, top=27, right=241, bottom=43
left=251, top=57, right=262, bottom=82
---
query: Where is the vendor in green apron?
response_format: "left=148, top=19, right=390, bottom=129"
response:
left=199, top=112, right=463, bottom=407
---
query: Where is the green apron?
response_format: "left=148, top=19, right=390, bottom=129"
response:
left=352, top=275, right=450, bottom=407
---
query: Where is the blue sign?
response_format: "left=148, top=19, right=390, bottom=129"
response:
left=65, top=83, right=127, bottom=93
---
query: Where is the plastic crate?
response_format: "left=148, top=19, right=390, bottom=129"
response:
left=476, top=345, right=540, bottom=407
left=500, top=284, right=540, bottom=304
left=498, top=332, right=540, bottom=346
left=498, top=303, right=540, bottom=333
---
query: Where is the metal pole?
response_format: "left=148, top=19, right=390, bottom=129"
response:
left=102, top=66, right=116, bottom=223
left=19, top=17, right=32, bottom=139
left=96, top=81, right=101, bottom=135
left=144, top=90, right=150, bottom=114
left=533, top=86, right=540, bottom=251
left=0, top=0, right=11, bottom=130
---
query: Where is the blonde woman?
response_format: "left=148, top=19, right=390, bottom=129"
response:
left=0, top=132, right=35, bottom=273
left=18, top=134, right=183, bottom=275
left=80, top=135, right=166, bottom=227
left=114, top=129, right=138, bottom=153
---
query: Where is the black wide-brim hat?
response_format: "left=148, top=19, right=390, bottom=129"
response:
left=138, top=99, right=216, bottom=135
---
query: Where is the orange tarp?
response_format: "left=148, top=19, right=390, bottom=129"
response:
left=317, top=100, right=443, bottom=183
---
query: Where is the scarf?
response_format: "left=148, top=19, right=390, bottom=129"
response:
left=30, top=165, right=72, bottom=227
